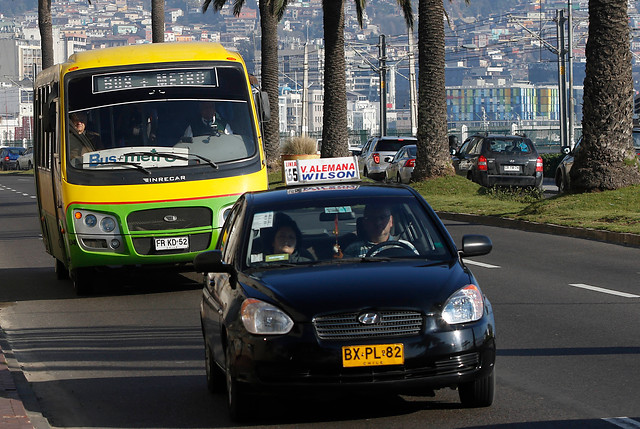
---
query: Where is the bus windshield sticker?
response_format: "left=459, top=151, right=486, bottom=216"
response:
left=93, top=68, right=219, bottom=93
left=80, top=147, right=189, bottom=169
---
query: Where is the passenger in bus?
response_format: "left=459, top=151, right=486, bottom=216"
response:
left=182, top=101, right=233, bottom=140
left=69, top=112, right=100, bottom=165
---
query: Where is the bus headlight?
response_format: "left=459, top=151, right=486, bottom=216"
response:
left=100, top=217, right=116, bottom=233
left=84, top=214, right=97, bottom=228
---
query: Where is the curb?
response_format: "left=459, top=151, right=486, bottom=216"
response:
left=0, top=346, right=34, bottom=428
left=437, top=211, right=640, bottom=248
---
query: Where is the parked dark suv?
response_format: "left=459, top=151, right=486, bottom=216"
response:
left=452, top=134, right=543, bottom=191
left=0, top=146, right=26, bottom=171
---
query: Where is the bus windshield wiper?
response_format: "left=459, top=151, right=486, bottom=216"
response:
left=122, top=151, right=218, bottom=170
left=81, top=161, right=151, bottom=174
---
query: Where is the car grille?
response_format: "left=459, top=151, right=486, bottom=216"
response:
left=313, top=311, right=423, bottom=340
left=127, top=207, right=212, bottom=231
left=257, top=352, right=480, bottom=384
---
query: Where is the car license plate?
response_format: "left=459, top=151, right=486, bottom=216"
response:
left=154, top=236, right=189, bottom=251
left=342, top=343, right=404, bottom=367
left=503, top=165, right=520, bottom=172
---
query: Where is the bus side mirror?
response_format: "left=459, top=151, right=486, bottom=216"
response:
left=254, top=90, right=270, bottom=123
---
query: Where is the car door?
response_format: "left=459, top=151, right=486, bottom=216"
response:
left=452, top=137, right=480, bottom=177
left=386, top=147, right=404, bottom=182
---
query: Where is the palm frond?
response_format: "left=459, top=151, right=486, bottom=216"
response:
left=395, top=0, right=413, bottom=30
left=202, top=0, right=212, bottom=13
left=232, top=0, right=247, bottom=16
left=353, top=0, right=366, bottom=29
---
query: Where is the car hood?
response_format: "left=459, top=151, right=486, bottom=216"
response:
left=241, top=260, right=475, bottom=320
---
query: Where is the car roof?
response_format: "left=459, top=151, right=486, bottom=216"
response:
left=247, top=183, right=420, bottom=208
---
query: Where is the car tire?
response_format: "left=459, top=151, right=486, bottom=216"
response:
left=28, top=161, right=33, bottom=170
left=458, top=367, right=495, bottom=408
left=70, top=267, right=92, bottom=295
left=396, top=173, right=402, bottom=184
left=363, top=167, right=369, bottom=179
left=225, top=346, right=250, bottom=421
left=55, top=258, right=69, bottom=280
left=205, top=342, right=225, bottom=394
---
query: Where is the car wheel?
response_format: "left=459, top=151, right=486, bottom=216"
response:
left=205, top=342, right=225, bottom=394
left=363, top=167, right=369, bottom=179
left=396, top=173, right=402, bottom=184
left=28, top=161, right=33, bottom=170
left=55, top=258, right=69, bottom=280
left=458, top=368, right=495, bottom=408
left=70, top=267, right=92, bottom=295
left=225, top=346, right=250, bottom=421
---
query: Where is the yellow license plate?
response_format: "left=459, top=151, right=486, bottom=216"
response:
left=342, top=343, right=404, bottom=367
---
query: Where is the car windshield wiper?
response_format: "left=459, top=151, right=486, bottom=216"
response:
left=81, top=161, right=151, bottom=174
left=121, top=151, right=219, bottom=170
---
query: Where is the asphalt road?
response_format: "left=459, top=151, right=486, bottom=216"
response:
left=1, top=174, right=639, bottom=428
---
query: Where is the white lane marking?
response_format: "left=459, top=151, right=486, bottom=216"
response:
left=569, top=284, right=640, bottom=298
left=603, top=417, right=640, bottom=428
left=463, top=259, right=501, bottom=269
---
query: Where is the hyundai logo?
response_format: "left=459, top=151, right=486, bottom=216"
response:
left=163, top=215, right=178, bottom=222
left=358, top=312, right=381, bottom=325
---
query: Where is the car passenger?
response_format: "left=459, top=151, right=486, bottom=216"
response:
left=265, top=213, right=313, bottom=263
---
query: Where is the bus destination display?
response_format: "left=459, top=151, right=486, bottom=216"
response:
left=93, top=68, right=218, bottom=93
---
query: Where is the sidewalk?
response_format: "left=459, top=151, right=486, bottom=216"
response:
left=0, top=346, right=33, bottom=429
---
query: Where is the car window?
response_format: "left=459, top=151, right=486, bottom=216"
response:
left=487, top=138, right=534, bottom=154
left=375, top=140, right=412, bottom=152
left=245, top=196, right=451, bottom=268
left=469, top=138, right=484, bottom=155
left=633, top=130, right=640, bottom=150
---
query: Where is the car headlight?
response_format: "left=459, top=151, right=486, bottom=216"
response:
left=442, top=284, right=484, bottom=325
left=241, top=298, right=293, bottom=335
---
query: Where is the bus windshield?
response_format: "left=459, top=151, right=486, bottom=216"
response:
left=65, top=64, right=258, bottom=176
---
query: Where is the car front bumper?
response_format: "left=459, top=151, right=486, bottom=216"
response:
left=225, top=315, right=496, bottom=394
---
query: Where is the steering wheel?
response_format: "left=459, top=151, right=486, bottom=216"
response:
left=365, top=240, right=419, bottom=257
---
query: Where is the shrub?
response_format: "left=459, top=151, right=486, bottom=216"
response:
left=281, top=136, right=318, bottom=155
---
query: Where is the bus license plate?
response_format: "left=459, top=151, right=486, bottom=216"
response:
left=342, top=343, right=404, bottom=367
left=155, top=236, right=189, bottom=251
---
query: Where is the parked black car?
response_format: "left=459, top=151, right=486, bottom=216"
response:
left=196, top=181, right=496, bottom=420
left=452, top=134, right=543, bottom=191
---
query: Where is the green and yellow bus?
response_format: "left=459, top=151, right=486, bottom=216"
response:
left=33, top=42, right=270, bottom=294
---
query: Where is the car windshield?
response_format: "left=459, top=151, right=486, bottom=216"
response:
left=245, top=196, right=452, bottom=268
left=487, top=138, right=534, bottom=154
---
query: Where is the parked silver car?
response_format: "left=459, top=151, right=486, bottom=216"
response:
left=385, top=144, right=416, bottom=184
left=357, top=136, right=417, bottom=181
left=17, top=147, right=33, bottom=170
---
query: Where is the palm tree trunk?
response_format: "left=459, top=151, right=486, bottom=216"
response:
left=151, top=0, right=165, bottom=43
left=570, top=0, right=640, bottom=191
left=39, top=0, right=54, bottom=69
left=320, top=0, right=350, bottom=158
left=412, top=0, right=453, bottom=181
left=259, top=0, right=281, bottom=169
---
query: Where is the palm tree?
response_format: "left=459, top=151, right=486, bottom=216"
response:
left=321, top=0, right=412, bottom=158
left=38, top=0, right=54, bottom=69
left=152, top=0, right=165, bottom=43
left=202, top=0, right=283, bottom=170
left=411, top=0, right=461, bottom=181
left=569, top=0, right=640, bottom=191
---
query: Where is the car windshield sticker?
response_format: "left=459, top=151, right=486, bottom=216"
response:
left=324, top=206, right=352, bottom=214
left=251, top=212, right=274, bottom=230
left=265, top=253, right=289, bottom=262
left=250, top=253, right=264, bottom=263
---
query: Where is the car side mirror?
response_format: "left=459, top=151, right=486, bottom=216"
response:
left=561, top=146, right=571, bottom=155
left=384, top=156, right=393, bottom=163
left=459, top=234, right=492, bottom=258
left=194, top=250, right=238, bottom=287
left=450, top=148, right=457, bottom=156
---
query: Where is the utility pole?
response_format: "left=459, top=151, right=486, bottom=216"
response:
left=379, top=34, right=387, bottom=137
left=302, top=42, right=309, bottom=137
left=567, top=0, right=576, bottom=149
left=408, top=30, right=418, bottom=136
left=556, top=10, right=568, bottom=149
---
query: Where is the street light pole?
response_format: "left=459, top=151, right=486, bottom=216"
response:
left=379, top=34, right=387, bottom=137
left=408, top=30, right=418, bottom=136
left=567, top=0, right=576, bottom=149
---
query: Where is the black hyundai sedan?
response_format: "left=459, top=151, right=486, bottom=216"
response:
left=195, top=182, right=495, bottom=420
